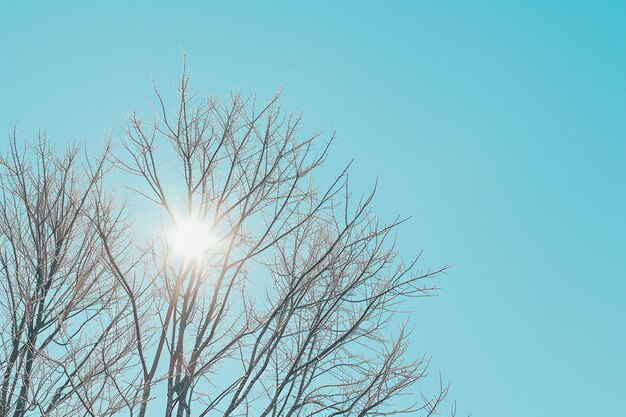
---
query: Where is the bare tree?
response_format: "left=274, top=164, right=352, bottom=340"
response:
left=0, top=134, right=136, bottom=417
left=0, top=61, right=451, bottom=417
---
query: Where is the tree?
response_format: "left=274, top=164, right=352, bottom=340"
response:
left=0, top=63, right=451, bottom=417
left=0, top=134, right=135, bottom=417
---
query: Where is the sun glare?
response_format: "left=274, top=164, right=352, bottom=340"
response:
left=168, top=216, right=216, bottom=262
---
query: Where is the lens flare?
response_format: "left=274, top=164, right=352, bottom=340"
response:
left=168, top=216, right=216, bottom=262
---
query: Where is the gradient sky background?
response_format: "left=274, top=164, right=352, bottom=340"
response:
left=1, top=1, right=625, bottom=416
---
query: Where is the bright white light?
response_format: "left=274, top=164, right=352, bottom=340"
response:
left=167, top=216, right=216, bottom=262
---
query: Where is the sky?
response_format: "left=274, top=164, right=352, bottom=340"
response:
left=1, top=1, right=625, bottom=416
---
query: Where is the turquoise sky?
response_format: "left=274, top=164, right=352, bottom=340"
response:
left=1, top=2, right=625, bottom=416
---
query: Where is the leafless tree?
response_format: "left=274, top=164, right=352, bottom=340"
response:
left=0, top=134, right=136, bottom=417
left=0, top=61, right=452, bottom=417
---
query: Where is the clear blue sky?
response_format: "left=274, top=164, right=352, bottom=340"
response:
left=1, top=1, right=625, bottom=416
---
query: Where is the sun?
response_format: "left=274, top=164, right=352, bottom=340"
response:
left=167, top=216, right=216, bottom=262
